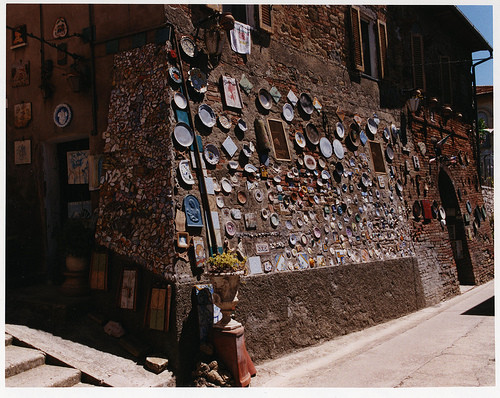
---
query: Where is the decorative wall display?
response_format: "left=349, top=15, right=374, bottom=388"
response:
left=14, top=139, right=31, bottom=164
left=11, top=60, right=30, bottom=87
left=11, top=24, right=27, bottom=49
left=222, top=75, right=243, bottom=109
left=52, top=17, right=68, bottom=38
left=147, top=285, right=172, bottom=332
left=89, top=251, right=108, bottom=290
left=53, top=103, right=72, bottom=127
left=119, top=268, right=138, bottom=310
left=184, top=195, right=203, bottom=227
left=14, top=102, right=32, bottom=128
left=67, top=150, right=89, bottom=184
left=192, top=236, right=206, bottom=268
left=267, top=119, right=291, bottom=161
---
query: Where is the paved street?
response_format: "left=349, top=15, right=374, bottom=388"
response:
left=252, top=280, right=495, bottom=390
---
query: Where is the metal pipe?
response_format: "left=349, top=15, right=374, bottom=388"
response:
left=88, top=5, right=98, bottom=136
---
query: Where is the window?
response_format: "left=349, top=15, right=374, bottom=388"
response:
left=350, top=6, right=387, bottom=79
left=221, top=4, right=273, bottom=33
left=411, top=34, right=426, bottom=91
left=439, top=56, right=452, bottom=104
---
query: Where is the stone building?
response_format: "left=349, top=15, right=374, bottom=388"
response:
left=5, top=4, right=493, bottom=383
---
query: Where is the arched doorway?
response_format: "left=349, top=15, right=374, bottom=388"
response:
left=438, top=169, right=475, bottom=285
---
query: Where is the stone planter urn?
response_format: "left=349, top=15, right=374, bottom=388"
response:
left=209, top=273, right=242, bottom=330
left=60, top=255, right=89, bottom=296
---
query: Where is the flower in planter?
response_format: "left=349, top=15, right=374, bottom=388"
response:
left=206, top=251, right=247, bottom=275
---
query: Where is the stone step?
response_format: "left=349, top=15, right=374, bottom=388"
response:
left=5, top=345, right=46, bottom=378
left=5, top=364, right=82, bottom=387
left=6, top=333, right=13, bottom=346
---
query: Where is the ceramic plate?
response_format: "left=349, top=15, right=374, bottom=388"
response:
left=383, top=127, right=391, bottom=142
left=304, top=154, right=317, bottom=170
left=289, top=234, right=297, bottom=246
left=258, top=88, right=272, bottom=110
left=204, top=144, right=220, bottom=165
left=225, top=221, right=237, bottom=237
left=336, top=122, right=345, bottom=139
left=367, top=118, right=378, bottom=135
left=385, top=145, right=394, bottom=161
left=198, top=104, right=216, bottom=128
left=188, top=68, right=207, bottom=93
left=270, top=213, right=280, bottom=227
left=53, top=103, right=72, bottom=128
left=237, top=118, right=247, bottom=132
left=333, top=139, right=344, bottom=160
left=313, top=226, right=321, bottom=239
left=439, top=206, right=446, bottom=220
left=305, top=122, right=320, bottom=145
left=237, top=191, right=247, bottom=205
left=283, top=103, right=294, bottom=122
left=254, top=189, right=264, bottom=202
left=321, top=170, right=331, bottom=180
left=178, top=160, right=195, bottom=185
left=299, top=93, right=314, bottom=115
left=228, top=160, right=238, bottom=170
left=169, top=67, right=182, bottom=84
left=218, top=113, right=232, bottom=130
left=173, top=122, right=194, bottom=147
left=319, top=137, right=333, bottom=158
left=295, top=131, right=306, bottom=148
left=221, top=178, right=233, bottom=193
left=180, top=36, right=197, bottom=57
left=244, top=163, right=258, bottom=174
left=173, top=92, right=188, bottom=109
left=216, top=196, right=224, bottom=209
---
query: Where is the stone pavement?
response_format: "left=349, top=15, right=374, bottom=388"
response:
left=251, top=280, right=495, bottom=389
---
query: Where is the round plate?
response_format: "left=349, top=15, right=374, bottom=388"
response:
left=439, top=206, right=446, bottom=220
left=304, top=154, right=317, bottom=170
left=173, top=122, right=194, bottom=147
left=228, top=160, right=238, bottom=170
left=313, top=226, right=321, bottom=239
left=198, top=104, right=216, bottom=128
left=321, top=170, right=331, bottom=180
left=237, top=191, right=247, bottom=205
left=295, top=131, right=306, bottom=148
left=221, top=178, right=232, bottom=193
left=305, top=122, right=320, bottom=145
left=169, top=67, right=182, bottom=84
left=383, top=127, right=391, bottom=142
left=237, top=118, right=247, bottom=132
left=225, top=221, right=237, bottom=237
left=283, top=103, right=294, bottom=122
left=270, top=213, right=280, bottom=227
left=289, top=234, right=297, bottom=246
left=204, top=144, right=220, bottom=165
left=258, top=88, right=272, bottom=110
left=336, top=122, right=345, bottom=139
left=53, top=104, right=72, bottom=128
left=299, top=93, right=314, bottom=115
left=174, top=92, right=187, bottom=109
left=333, top=139, right=344, bottom=160
left=367, top=118, right=378, bottom=135
left=180, top=36, right=197, bottom=57
left=188, top=68, right=207, bottom=93
left=254, top=189, right=264, bottom=202
left=319, top=137, right=333, bottom=158
left=216, top=196, right=224, bottom=209
left=218, top=113, right=232, bottom=130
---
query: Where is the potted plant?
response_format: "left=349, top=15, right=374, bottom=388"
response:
left=58, top=218, right=94, bottom=296
left=206, top=251, right=247, bottom=330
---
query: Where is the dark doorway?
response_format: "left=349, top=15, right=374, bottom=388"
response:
left=438, top=169, right=475, bottom=285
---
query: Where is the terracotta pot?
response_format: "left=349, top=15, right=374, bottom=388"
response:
left=65, top=255, right=88, bottom=272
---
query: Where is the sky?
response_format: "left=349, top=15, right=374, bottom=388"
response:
left=456, top=5, right=493, bottom=86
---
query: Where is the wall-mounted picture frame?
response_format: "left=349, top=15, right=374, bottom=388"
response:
left=14, top=102, right=32, bottom=128
left=11, top=60, right=30, bottom=88
left=11, top=24, right=27, bottom=49
left=267, top=118, right=292, bottom=161
left=14, top=139, right=31, bottom=165
left=176, top=231, right=190, bottom=248
left=222, top=75, right=243, bottom=109
left=118, top=268, right=138, bottom=310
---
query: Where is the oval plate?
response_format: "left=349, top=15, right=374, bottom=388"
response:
left=336, top=121, right=345, bottom=139
left=304, top=154, right=317, bottom=170
left=54, top=103, right=72, bottom=128
left=305, top=122, right=320, bottom=145
left=174, top=92, right=187, bottom=109
left=319, top=137, right=333, bottom=158
left=333, top=139, right=344, bottom=160
left=174, top=122, right=194, bottom=147
left=283, top=103, right=294, bottom=122
left=258, top=88, right=272, bottom=110
left=169, top=67, right=182, bottom=84
left=367, top=118, right=378, bottom=135
left=204, top=144, right=220, bottom=165
left=299, top=93, right=314, bottom=115
left=218, top=113, right=232, bottom=130
left=295, top=131, right=307, bottom=148
left=198, top=104, right=216, bottom=128
left=188, top=68, right=207, bottom=93
left=180, top=36, right=197, bottom=57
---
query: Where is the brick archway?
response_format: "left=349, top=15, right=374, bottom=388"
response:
left=438, top=168, right=475, bottom=285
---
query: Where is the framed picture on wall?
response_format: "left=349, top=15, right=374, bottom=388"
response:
left=11, top=24, right=27, bottom=49
left=14, top=139, right=31, bottom=165
left=67, top=150, right=89, bottom=184
left=222, top=75, right=243, bottom=109
left=14, top=102, right=32, bottom=128
left=369, top=141, right=386, bottom=173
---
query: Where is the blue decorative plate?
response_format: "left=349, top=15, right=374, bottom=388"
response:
left=53, top=104, right=72, bottom=127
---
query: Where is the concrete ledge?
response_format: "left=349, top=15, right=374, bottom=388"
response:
left=5, top=364, right=81, bottom=387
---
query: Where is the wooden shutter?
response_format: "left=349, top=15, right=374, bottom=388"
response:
left=411, top=34, right=426, bottom=91
left=350, top=6, right=364, bottom=72
left=377, top=20, right=388, bottom=79
left=258, top=4, right=273, bottom=33
left=440, top=56, right=452, bottom=104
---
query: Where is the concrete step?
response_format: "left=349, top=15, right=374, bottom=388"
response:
left=5, top=364, right=82, bottom=387
left=6, top=333, right=14, bottom=346
left=5, top=345, right=46, bottom=378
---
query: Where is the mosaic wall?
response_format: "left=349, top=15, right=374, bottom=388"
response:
left=95, top=43, right=176, bottom=278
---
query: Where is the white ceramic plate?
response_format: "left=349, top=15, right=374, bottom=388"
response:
left=174, top=92, right=187, bottom=109
left=221, top=178, right=233, bottom=193
left=283, top=103, right=294, bottom=122
left=237, top=118, right=247, bottom=132
left=169, top=67, right=182, bottom=84
left=173, top=122, right=194, bottom=147
left=319, top=137, right=333, bottom=158
left=218, top=113, right=232, bottom=130
left=336, top=122, right=345, bottom=139
left=258, top=88, right=272, bottom=110
left=204, top=144, right=220, bottom=165
left=198, top=104, right=216, bottom=128
left=333, top=139, right=344, bottom=159
left=304, top=154, right=317, bottom=170
left=295, top=131, right=306, bottom=148
left=367, top=118, right=378, bottom=135
left=178, top=160, right=195, bottom=185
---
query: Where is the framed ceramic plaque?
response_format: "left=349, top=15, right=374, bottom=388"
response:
left=222, top=75, right=243, bottom=109
left=14, top=139, right=31, bottom=164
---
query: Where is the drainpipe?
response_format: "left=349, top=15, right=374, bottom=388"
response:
left=472, top=51, right=492, bottom=185
left=88, top=4, right=98, bottom=136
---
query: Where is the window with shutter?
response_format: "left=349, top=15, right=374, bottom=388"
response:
left=350, top=6, right=364, bottom=72
left=440, top=56, right=452, bottom=104
left=377, top=20, right=388, bottom=79
left=258, top=4, right=273, bottom=34
left=411, top=34, right=426, bottom=91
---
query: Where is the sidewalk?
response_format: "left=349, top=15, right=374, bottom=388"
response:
left=251, top=280, right=495, bottom=388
